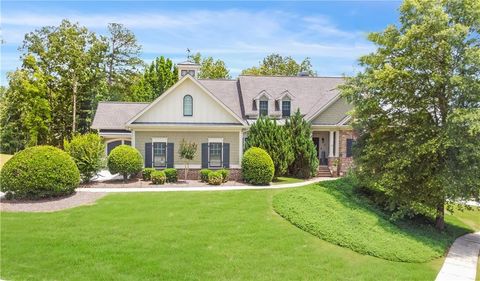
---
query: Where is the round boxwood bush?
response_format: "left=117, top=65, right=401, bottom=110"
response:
left=151, top=170, right=166, bottom=185
left=142, top=168, right=156, bottom=181
left=242, top=147, right=274, bottom=185
left=163, top=168, right=178, bottom=183
left=200, top=169, right=212, bottom=182
left=208, top=171, right=223, bottom=185
left=0, top=145, right=80, bottom=199
left=107, top=145, right=143, bottom=181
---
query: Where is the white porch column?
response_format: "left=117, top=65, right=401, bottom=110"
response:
left=239, top=130, right=243, bottom=163
left=329, top=131, right=334, bottom=157
left=335, top=130, right=340, bottom=157
left=131, top=130, right=136, bottom=149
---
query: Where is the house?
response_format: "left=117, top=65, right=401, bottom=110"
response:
left=91, top=61, right=355, bottom=178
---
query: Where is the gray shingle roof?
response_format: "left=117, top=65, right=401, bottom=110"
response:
left=91, top=76, right=346, bottom=130
left=238, top=75, right=344, bottom=119
left=91, top=102, right=149, bottom=130
left=197, top=79, right=243, bottom=120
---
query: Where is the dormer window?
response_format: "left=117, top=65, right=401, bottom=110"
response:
left=259, top=100, right=268, bottom=116
left=282, top=99, right=291, bottom=117
left=181, top=70, right=196, bottom=77
left=183, top=95, right=193, bottom=116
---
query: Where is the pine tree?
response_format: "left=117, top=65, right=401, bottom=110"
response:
left=285, top=110, right=319, bottom=178
left=246, top=117, right=293, bottom=178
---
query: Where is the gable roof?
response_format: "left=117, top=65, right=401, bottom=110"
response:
left=238, top=75, right=344, bottom=118
left=197, top=79, right=243, bottom=119
left=126, top=75, right=246, bottom=126
left=91, top=102, right=149, bottom=130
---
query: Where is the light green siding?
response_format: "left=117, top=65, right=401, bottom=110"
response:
left=135, top=131, right=240, bottom=167
left=312, top=98, right=352, bottom=125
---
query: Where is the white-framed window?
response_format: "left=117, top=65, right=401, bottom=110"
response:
left=259, top=100, right=268, bottom=116
left=183, top=95, right=193, bottom=116
left=152, top=137, right=167, bottom=167
left=282, top=99, right=291, bottom=117
left=208, top=138, right=223, bottom=168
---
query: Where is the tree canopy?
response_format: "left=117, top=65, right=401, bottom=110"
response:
left=190, top=52, right=231, bottom=79
left=341, top=0, right=480, bottom=230
left=242, top=54, right=316, bottom=76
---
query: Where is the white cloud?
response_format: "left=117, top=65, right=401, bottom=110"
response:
left=1, top=7, right=375, bottom=83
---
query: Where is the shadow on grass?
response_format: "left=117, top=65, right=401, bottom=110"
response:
left=273, top=178, right=472, bottom=262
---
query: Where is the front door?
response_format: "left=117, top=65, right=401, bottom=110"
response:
left=312, top=137, right=320, bottom=158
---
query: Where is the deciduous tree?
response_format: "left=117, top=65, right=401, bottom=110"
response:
left=242, top=54, right=316, bottom=76
left=341, top=0, right=480, bottom=230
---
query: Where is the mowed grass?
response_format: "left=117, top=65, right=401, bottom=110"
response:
left=273, top=179, right=478, bottom=262
left=272, top=176, right=304, bottom=185
left=0, top=153, right=13, bottom=170
left=0, top=188, right=464, bottom=281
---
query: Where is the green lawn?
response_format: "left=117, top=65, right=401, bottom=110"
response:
left=272, top=176, right=304, bottom=185
left=273, top=179, right=477, bottom=262
left=1, top=183, right=477, bottom=280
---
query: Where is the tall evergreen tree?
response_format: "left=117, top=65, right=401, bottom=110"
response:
left=105, top=23, right=143, bottom=100
left=341, top=0, right=480, bottom=229
left=285, top=110, right=319, bottom=178
left=246, top=117, right=294, bottom=178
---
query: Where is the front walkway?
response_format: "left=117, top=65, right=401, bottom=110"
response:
left=436, top=231, right=480, bottom=281
left=79, top=177, right=332, bottom=193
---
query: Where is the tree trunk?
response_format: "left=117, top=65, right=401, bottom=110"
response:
left=72, top=78, right=77, bottom=133
left=435, top=202, right=445, bottom=231
left=185, top=161, right=189, bottom=181
left=123, top=173, right=127, bottom=183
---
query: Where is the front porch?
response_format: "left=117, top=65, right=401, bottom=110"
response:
left=312, top=129, right=355, bottom=177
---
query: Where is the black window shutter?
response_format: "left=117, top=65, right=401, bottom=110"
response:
left=201, top=143, right=208, bottom=168
left=124, top=140, right=131, bottom=146
left=222, top=143, right=230, bottom=168
left=346, top=139, right=353, bottom=157
left=145, top=143, right=152, bottom=167
left=167, top=143, right=174, bottom=168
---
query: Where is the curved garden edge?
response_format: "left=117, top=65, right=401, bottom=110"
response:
left=0, top=192, right=107, bottom=213
left=78, top=176, right=334, bottom=193
left=0, top=177, right=333, bottom=213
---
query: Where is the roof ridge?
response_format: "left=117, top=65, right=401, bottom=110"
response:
left=98, top=101, right=150, bottom=104
left=239, top=75, right=346, bottom=79
left=198, top=78, right=238, bottom=81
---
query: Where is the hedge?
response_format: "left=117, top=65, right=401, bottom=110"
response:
left=151, top=171, right=166, bottom=185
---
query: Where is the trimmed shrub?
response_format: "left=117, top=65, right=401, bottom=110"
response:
left=241, top=147, right=274, bottom=185
left=0, top=146, right=80, bottom=199
left=142, top=168, right=156, bottom=181
left=64, top=133, right=105, bottom=183
left=208, top=171, right=223, bottom=185
left=107, top=145, right=143, bottom=181
left=163, top=168, right=178, bottom=183
left=151, top=171, right=166, bottom=185
left=218, top=168, right=230, bottom=183
left=200, top=169, right=212, bottom=182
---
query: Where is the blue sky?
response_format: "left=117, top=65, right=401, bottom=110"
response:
left=1, top=1, right=402, bottom=85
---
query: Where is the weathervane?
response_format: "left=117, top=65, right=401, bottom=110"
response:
left=186, top=48, right=191, bottom=60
